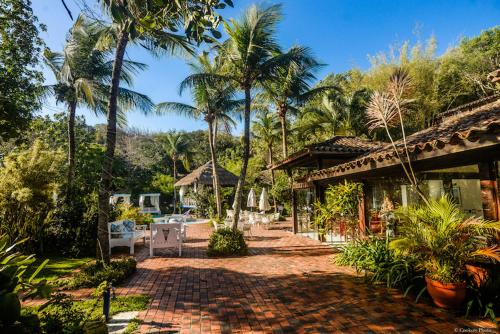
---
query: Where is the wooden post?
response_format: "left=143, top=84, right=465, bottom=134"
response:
left=292, top=189, right=298, bottom=234
left=478, top=161, right=499, bottom=221
left=358, top=183, right=367, bottom=237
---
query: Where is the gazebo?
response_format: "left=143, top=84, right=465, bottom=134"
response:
left=139, top=193, right=161, bottom=215
left=109, top=193, right=131, bottom=206
left=174, top=162, right=238, bottom=208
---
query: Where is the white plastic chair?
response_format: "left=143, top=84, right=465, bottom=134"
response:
left=108, top=220, right=146, bottom=255
left=150, top=223, right=182, bottom=257
left=168, top=214, right=187, bottom=240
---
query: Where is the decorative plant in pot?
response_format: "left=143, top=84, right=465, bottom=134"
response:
left=390, top=196, right=500, bottom=309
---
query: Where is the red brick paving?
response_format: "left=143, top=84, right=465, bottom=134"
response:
left=117, top=222, right=497, bottom=334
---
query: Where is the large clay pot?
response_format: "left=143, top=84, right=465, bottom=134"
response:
left=425, top=276, right=466, bottom=309
left=370, top=220, right=382, bottom=233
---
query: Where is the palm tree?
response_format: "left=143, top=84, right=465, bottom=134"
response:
left=182, top=4, right=304, bottom=228
left=298, top=93, right=347, bottom=139
left=159, top=131, right=192, bottom=213
left=95, top=0, right=224, bottom=261
left=44, top=15, right=150, bottom=188
left=258, top=46, right=331, bottom=159
left=252, top=111, right=280, bottom=211
left=157, top=54, right=239, bottom=218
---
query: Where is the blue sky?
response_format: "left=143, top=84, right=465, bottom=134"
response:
left=33, top=0, right=500, bottom=134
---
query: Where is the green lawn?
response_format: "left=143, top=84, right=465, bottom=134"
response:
left=28, top=256, right=92, bottom=282
left=76, top=295, right=150, bottom=319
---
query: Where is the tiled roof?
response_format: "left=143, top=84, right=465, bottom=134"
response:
left=175, top=162, right=238, bottom=187
left=307, top=97, right=500, bottom=181
left=270, top=136, right=383, bottom=169
left=307, top=136, right=382, bottom=153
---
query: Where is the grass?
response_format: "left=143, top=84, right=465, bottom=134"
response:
left=75, top=294, right=150, bottom=319
left=124, top=318, right=142, bottom=334
left=28, top=256, right=92, bottom=282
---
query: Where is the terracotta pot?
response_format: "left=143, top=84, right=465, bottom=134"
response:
left=466, top=264, right=490, bottom=287
left=425, top=276, right=466, bottom=309
left=370, top=220, right=382, bottom=233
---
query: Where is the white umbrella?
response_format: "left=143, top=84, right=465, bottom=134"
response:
left=247, top=188, right=257, bottom=210
left=259, top=188, right=271, bottom=212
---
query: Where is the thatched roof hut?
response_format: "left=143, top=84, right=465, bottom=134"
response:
left=174, top=162, right=238, bottom=187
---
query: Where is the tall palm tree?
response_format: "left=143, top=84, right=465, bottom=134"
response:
left=44, top=15, right=150, bottom=188
left=159, top=131, right=192, bottom=213
left=157, top=54, right=239, bottom=218
left=258, top=46, right=331, bottom=159
left=252, top=111, right=280, bottom=211
left=182, top=4, right=304, bottom=228
left=95, top=0, right=225, bottom=261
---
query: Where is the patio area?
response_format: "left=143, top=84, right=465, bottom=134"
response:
left=121, top=222, right=497, bottom=334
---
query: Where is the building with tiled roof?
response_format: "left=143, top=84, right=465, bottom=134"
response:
left=274, top=96, right=500, bottom=240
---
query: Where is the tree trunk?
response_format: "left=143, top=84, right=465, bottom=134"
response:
left=67, top=100, right=77, bottom=187
left=279, top=106, right=288, bottom=159
left=232, top=86, right=251, bottom=229
left=173, top=157, right=177, bottom=213
left=208, top=120, right=222, bottom=218
left=97, top=30, right=128, bottom=263
left=269, top=146, right=277, bottom=213
left=213, top=120, right=218, bottom=150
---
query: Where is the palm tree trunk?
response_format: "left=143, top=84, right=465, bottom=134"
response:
left=213, top=120, right=218, bottom=150
left=279, top=107, right=288, bottom=159
left=208, top=120, right=222, bottom=218
left=97, top=29, right=129, bottom=263
left=67, top=100, right=77, bottom=188
left=269, top=146, right=277, bottom=213
left=232, top=86, right=251, bottom=229
left=173, top=157, right=177, bottom=213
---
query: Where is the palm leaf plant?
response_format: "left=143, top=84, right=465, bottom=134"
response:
left=391, top=196, right=500, bottom=308
left=157, top=131, right=192, bottom=214
left=257, top=46, right=331, bottom=158
left=95, top=0, right=229, bottom=261
left=252, top=110, right=281, bottom=212
left=157, top=53, right=239, bottom=218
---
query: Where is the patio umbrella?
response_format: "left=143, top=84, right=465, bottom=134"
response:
left=247, top=188, right=257, bottom=211
left=259, top=188, right=271, bottom=212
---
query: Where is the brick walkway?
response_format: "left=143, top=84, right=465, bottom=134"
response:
left=120, top=222, right=497, bottom=334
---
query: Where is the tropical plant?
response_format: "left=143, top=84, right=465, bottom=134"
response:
left=95, top=0, right=229, bottom=262
left=43, top=15, right=151, bottom=187
left=390, top=196, right=500, bottom=284
left=312, top=181, right=363, bottom=240
left=252, top=111, right=280, bottom=211
left=116, top=203, right=153, bottom=225
left=365, top=68, right=427, bottom=202
left=158, top=131, right=192, bottom=212
left=258, top=46, right=329, bottom=158
left=0, top=140, right=65, bottom=253
left=336, top=237, right=424, bottom=294
left=157, top=53, right=239, bottom=218
left=0, top=0, right=44, bottom=141
left=207, top=227, right=248, bottom=257
left=0, top=235, right=51, bottom=332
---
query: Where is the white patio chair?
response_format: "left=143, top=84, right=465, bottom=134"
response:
left=108, top=220, right=146, bottom=255
left=167, top=214, right=187, bottom=240
left=150, top=223, right=182, bottom=257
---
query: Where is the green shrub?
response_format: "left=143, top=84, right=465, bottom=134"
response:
left=38, top=293, right=106, bottom=334
left=117, top=203, right=153, bottom=225
left=336, top=237, right=424, bottom=293
left=63, top=258, right=136, bottom=289
left=207, top=228, right=248, bottom=257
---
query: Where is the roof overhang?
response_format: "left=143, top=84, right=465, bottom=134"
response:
left=269, top=150, right=361, bottom=170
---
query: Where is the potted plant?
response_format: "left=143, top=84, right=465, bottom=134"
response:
left=390, top=196, right=500, bottom=309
